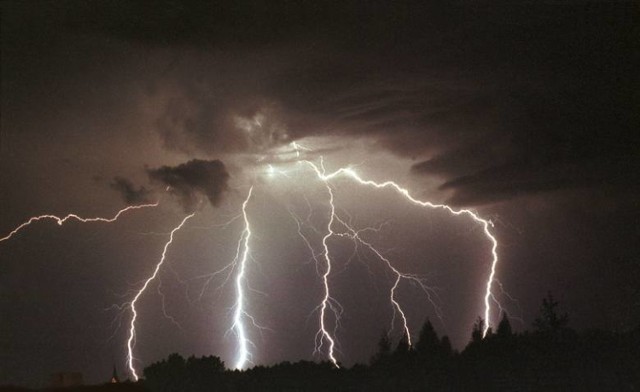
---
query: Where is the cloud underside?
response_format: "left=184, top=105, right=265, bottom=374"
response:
left=5, top=1, right=638, bottom=206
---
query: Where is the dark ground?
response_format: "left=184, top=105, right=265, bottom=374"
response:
left=3, top=295, right=639, bottom=392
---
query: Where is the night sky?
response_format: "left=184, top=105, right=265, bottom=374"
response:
left=1, top=1, right=638, bottom=388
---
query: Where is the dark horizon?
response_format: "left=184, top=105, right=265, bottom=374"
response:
left=2, top=295, right=639, bottom=391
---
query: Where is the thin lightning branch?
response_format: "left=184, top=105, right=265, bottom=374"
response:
left=332, top=214, right=443, bottom=345
left=157, top=277, right=185, bottom=331
left=493, top=279, right=524, bottom=325
left=333, top=212, right=384, bottom=275
left=197, top=205, right=270, bottom=313
left=196, top=208, right=260, bottom=306
left=195, top=261, right=238, bottom=302
left=286, top=206, right=322, bottom=268
left=165, top=263, right=194, bottom=307
left=105, top=304, right=128, bottom=344
left=190, top=214, right=245, bottom=302
left=126, top=213, right=195, bottom=381
left=0, top=203, right=159, bottom=243
left=189, top=213, right=243, bottom=231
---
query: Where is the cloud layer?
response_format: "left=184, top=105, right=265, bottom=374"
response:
left=4, top=1, right=637, bottom=208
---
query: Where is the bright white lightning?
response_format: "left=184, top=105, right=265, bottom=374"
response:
left=295, top=157, right=434, bottom=366
left=301, top=160, right=498, bottom=338
left=287, top=188, right=442, bottom=350
left=0, top=203, right=159, bottom=243
left=126, top=213, right=195, bottom=381
left=289, top=141, right=499, bottom=339
left=231, top=186, right=255, bottom=370
left=314, top=174, right=341, bottom=367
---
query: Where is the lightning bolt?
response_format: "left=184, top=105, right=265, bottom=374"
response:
left=318, top=168, right=498, bottom=337
left=126, top=212, right=195, bottom=381
left=0, top=203, right=159, bottom=243
left=295, top=157, right=435, bottom=366
left=313, top=168, right=341, bottom=367
left=290, top=142, right=499, bottom=348
left=230, top=186, right=255, bottom=369
left=185, top=187, right=263, bottom=370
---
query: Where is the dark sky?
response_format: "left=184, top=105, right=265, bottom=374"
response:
left=1, top=0, right=638, bottom=387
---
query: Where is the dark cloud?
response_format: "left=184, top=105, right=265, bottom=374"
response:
left=411, top=143, right=504, bottom=179
left=147, top=159, right=230, bottom=211
left=2, top=2, right=637, bottom=206
left=109, top=177, right=152, bottom=204
left=440, top=154, right=640, bottom=206
left=88, top=2, right=634, bottom=206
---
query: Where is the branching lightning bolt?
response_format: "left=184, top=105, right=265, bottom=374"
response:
left=291, top=142, right=499, bottom=347
left=184, top=187, right=263, bottom=371
left=230, top=186, right=256, bottom=370
left=313, top=170, right=341, bottom=367
left=126, top=213, right=195, bottom=381
left=296, top=156, right=436, bottom=366
left=0, top=203, right=159, bottom=243
left=318, top=168, right=498, bottom=337
left=332, top=214, right=443, bottom=345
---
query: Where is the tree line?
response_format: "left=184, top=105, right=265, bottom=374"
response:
left=137, top=293, right=638, bottom=391
left=3, top=293, right=637, bottom=392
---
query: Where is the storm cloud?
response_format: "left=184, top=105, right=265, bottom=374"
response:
left=4, top=1, right=632, bottom=206
left=147, top=159, right=230, bottom=211
left=109, top=176, right=152, bottom=204
left=50, top=0, right=633, bottom=206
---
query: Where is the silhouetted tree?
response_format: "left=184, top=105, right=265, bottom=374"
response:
left=533, top=291, right=569, bottom=332
left=471, top=317, right=485, bottom=344
left=440, top=335, right=452, bottom=357
left=378, top=332, right=392, bottom=356
left=370, top=331, right=392, bottom=366
left=395, top=332, right=410, bottom=355
left=144, top=353, right=187, bottom=392
left=135, top=301, right=638, bottom=392
left=143, top=354, right=226, bottom=392
left=185, top=355, right=225, bottom=391
left=414, top=319, right=452, bottom=370
left=415, top=319, right=440, bottom=355
left=496, top=311, right=513, bottom=338
left=391, top=332, right=412, bottom=369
